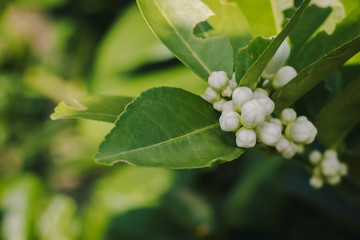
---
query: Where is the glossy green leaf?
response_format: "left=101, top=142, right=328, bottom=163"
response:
left=202, top=0, right=252, bottom=59
left=51, top=95, right=133, bottom=123
left=272, top=36, right=360, bottom=113
left=136, top=0, right=233, bottom=80
left=235, top=36, right=272, bottom=83
left=239, top=0, right=310, bottom=89
left=315, top=77, right=360, bottom=147
left=289, top=7, right=360, bottom=71
left=95, top=87, right=243, bottom=169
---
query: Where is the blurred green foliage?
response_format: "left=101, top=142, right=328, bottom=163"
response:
left=0, top=0, right=360, bottom=239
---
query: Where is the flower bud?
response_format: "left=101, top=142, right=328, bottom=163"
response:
left=222, top=101, right=234, bottom=112
left=256, top=123, right=282, bottom=146
left=281, top=108, right=297, bottom=125
left=324, top=149, right=337, bottom=159
left=268, top=117, right=283, bottom=131
left=285, top=118, right=317, bottom=144
left=321, top=157, right=340, bottom=177
left=201, top=87, right=220, bottom=103
left=240, top=99, right=267, bottom=128
left=236, top=127, right=256, bottom=148
left=253, top=88, right=268, bottom=99
left=326, top=175, right=341, bottom=185
left=219, top=111, right=241, bottom=132
left=309, top=175, right=324, bottom=189
left=232, top=87, right=253, bottom=112
left=257, top=96, right=275, bottom=116
left=221, top=86, right=233, bottom=97
left=272, top=66, right=297, bottom=89
left=309, top=150, right=322, bottom=165
left=213, top=98, right=226, bottom=112
left=276, top=137, right=297, bottom=159
left=339, top=163, right=348, bottom=176
left=208, top=71, right=229, bottom=91
left=262, top=39, right=290, bottom=79
left=229, top=75, right=237, bottom=89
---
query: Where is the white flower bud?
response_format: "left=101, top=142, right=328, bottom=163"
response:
left=297, top=116, right=308, bottom=121
left=213, top=98, right=226, bottom=112
left=326, top=175, right=341, bottom=185
left=324, top=149, right=337, bottom=159
left=272, top=66, right=297, bottom=89
left=256, top=123, right=282, bottom=146
left=268, top=117, right=283, bottom=131
left=285, top=118, right=317, bottom=144
left=232, top=87, right=253, bottom=112
left=262, top=39, right=291, bottom=79
left=309, top=175, right=324, bottom=189
left=339, top=163, right=348, bottom=176
left=201, top=87, right=220, bottom=103
left=321, top=157, right=340, bottom=177
left=222, top=101, right=234, bottom=112
left=219, top=111, right=241, bottom=132
left=276, top=137, right=297, bottom=159
left=309, top=150, right=322, bottom=165
left=236, top=127, right=256, bottom=148
left=229, top=75, right=237, bottom=89
left=208, top=71, right=229, bottom=91
left=253, top=88, right=268, bottom=99
left=221, top=86, right=233, bottom=97
left=240, top=99, right=267, bottom=128
left=281, top=108, right=297, bottom=125
left=257, top=96, right=275, bottom=116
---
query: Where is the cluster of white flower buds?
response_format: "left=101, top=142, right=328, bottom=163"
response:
left=201, top=71, right=317, bottom=159
left=261, top=39, right=297, bottom=89
left=308, top=149, right=348, bottom=189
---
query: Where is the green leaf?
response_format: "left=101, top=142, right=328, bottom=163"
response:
left=95, top=87, right=243, bottom=169
left=235, top=36, right=272, bottom=83
left=289, top=7, right=360, bottom=71
left=287, top=4, right=332, bottom=54
left=229, top=0, right=277, bottom=36
left=136, top=0, right=233, bottom=80
left=314, top=77, right=360, bottom=147
left=51, top=95, right=133, bottom=123
left=272, top=36, right=360, bottom=113
left=202, top=0, right=252, bottom=60
left=238, top=0, right=310, bottom=89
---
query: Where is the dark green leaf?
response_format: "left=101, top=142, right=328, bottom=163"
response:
left=51, top=95, right=133, bottom=123
left=315, top=77, right=360, bottom=147
left=95, top=87, right=243, bottom=169
left=272, top=36, right=360, bottom=113
left=137, top=0, right=233, bottom=80
left=238, top=0, right=310, bottom=89
left=235, top=36, right=272, bottom=83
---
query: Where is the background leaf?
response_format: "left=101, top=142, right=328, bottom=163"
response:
left=95, top=87, right=243, bottom=169
left=51, top=95, right=133, bottom=123
left=136, top=0, right=233, bottom=80
left=315, top=77, right=360, bottom=147
left=235, top=36, right=272, bottom=83
left=272, top=36, right=360, bottom=113
left=238, top=0, right=310, bottom=88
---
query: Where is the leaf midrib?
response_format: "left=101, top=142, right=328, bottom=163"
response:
left=96, top=122, right=220, bottom=161
left=153, top=0, right=211, bottom=75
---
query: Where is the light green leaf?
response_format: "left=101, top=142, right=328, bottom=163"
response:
left=202, top=0, right=252, bottom=59
left=315, top=77, right=360, bottom=147
left=95, top=87, right=243, bottom=169
left=272, top=36, right=360, bottom=113
left=235, top=36, right=272, bottom=83
left=136, top=0, right=233, bottom=80
left=94, top=4, right=173, bottom=78
left=238, top=0, right=310, bottom=89
left=289, top=7, right=360, bottom=71
left=229, top=0, right=277, bottom=36
left=51, top=95, right=133, bottom=123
